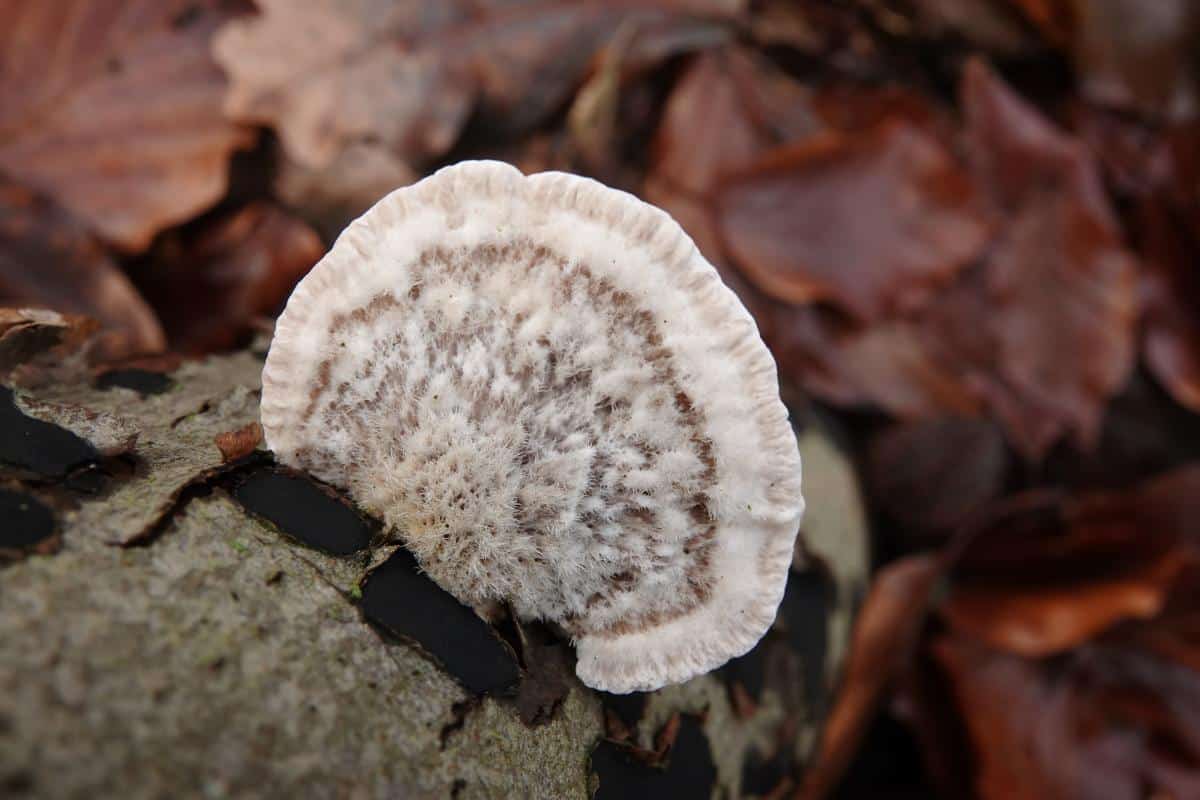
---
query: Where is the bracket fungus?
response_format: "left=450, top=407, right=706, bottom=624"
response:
left=260, top=160, right=804, bottom=693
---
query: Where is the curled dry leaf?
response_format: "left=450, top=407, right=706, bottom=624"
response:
left=942, top=466, right=1200, bottom=658
left=1077, top=108, right=1200, bottom=416
left=705, top=59, right=1137, bottom=461
left=214, top=420, right=264, bottom=463
left=0, top=0, right=252, bottom=251
left=1093, top=117, right=1200, bottom=415
left=644, top=45, right=821, bottom=298
left=868, top=416, right=1009, bottom=542
left=789, top=314, right=983, bottom=419
left=1071, top=0, right=1200, bottom=120
left=798, top=555, right=942, bottom=800
left=0, top=308, right=97, bottom=377
left=0, top=179, right=165, bottom=360
left=932, top=634, right=1200, bottom=800
left=650, top=48, right=818, bottom=198
left=910, top=0, right=1037, bottom=53
left=214, top=0, right=740, bottom=171
left=275, top=143, right=417, bottom=240
left=132, top=204, right=323, bottom=354
left=1139, top=204, right=1200, bottom=413
left=717, top=122, right=990, bottom=321
left=961, top=57, right=1138, bottom=459
left=978, top=185, right=1138, bottom=457
left=1002, top=0, right=1074, bottom=44
left=566, top=14, right=733, bottom=180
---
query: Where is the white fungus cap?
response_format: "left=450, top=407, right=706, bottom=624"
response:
left=260, top=160, right=804, bottom=693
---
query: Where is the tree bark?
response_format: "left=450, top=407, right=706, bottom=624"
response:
left=0, top=345, right=868, bottom=799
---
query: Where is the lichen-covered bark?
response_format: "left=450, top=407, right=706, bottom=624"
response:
left=0, top=349, right=869, bottom=799
left=1, top=494, right=600, bottom=798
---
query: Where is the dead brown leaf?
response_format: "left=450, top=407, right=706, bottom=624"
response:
left=1003, top=0, right=1075, bottom=44
left=214, top=0, right=740, bottom=171
left=932, top=634, right=1200, bottom=800
left=868, top=416, right=1009, bottom=542
left=0, top=308, right=97, bottom=377
left=214, top=420, right=263, bottom=462
left=942, top=466, right=1200, bottom=657
left=0, top=179, right=164, bottom=359
left=960, top=58, right=1138, bottom=459
left=0, top=0, right=252, bottom=251
left=275, top=143, right=417, bottom=241
left=797, top=555, right=942, bottom=800
left=717, top=122, right=989, bottom=320
left=979, top=185, right=1138, bottom=458
left=911, top=0, right=1038, bottom=52
left=651, top=48, right=818, bottom=197
left=944, top=551, right=1187, bottom=658
left=1123, top=123, right=1200, bottom=414
left=132, top=204, right=323, bottom=354
left=1071, top=0, right=1200, bottom=120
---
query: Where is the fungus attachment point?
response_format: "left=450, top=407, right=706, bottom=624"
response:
left=261, top=161, right=804, bottom=692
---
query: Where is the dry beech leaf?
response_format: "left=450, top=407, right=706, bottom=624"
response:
left=804, top=315, right=983, bottom=419
left=932, top=634, right=1200, bottom=800
left=959, top=58, right=1137, bottom=459
left=0, top=308, right=97, bottom=376
left=0, top=0, right=252, bottom=251
left=651, top=48, right=818, bottom=198
left=964, top=59, right=1121, bottom=224
left=766, top=64, right=1134, bottom=459
left=214, top=0, right=740, bottom=171
left=942, top=466, right=1200, bottom=657
left=215, top=420, right=264, bottom=462
left=717, top=122, right=990, bottom=321
left=0, top=179, right=164, bottom=360
left=1002, top=0, right=1074, bottom=44
left=911, top=0, right=1037, bottom=53
left=275, top=143, right=418, bottom=241
left=798, top=555, right=942, bottom=800
left=1077, top=110, right=1200, bottom=415
left=977, top=186, right=1138, bottom=458
left=1071, top=0, right=1200, bottom=120
left=644, top=45, right=820, bottom=289
left=868, top=416, right=1008, bottom=542
left=1129, top=125, right=1200, bottom=414
left=809, top=83, right=952, bottom=144
left=943, top=549, right=1187, bottom=658
left=1140, top=225, right=1200, bottom=413
left=566, top=15, right=733, bottom=180
left=131, top=204, right=323, bottom=354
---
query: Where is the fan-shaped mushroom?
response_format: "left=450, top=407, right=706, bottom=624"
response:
left=260, top=160, right=804, bottom=692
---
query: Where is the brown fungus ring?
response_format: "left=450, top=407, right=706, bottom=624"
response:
left=260, top=161, right=804, bottom=692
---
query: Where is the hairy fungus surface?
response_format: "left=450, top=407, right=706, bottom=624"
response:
left=260, top=160, right=804, bottom=692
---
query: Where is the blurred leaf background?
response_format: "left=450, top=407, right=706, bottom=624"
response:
left=2, top=1, right=1200, bottom=797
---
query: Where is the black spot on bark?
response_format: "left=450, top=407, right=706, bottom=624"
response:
left=63, top=463, right=118, bottom=495
left=361, top=548, right=520, bottom=695
left=513, top=621, right=572, bottom=727
left=231, top=468, right=372, bottom=556
left=0, top=386, right=98, bottom=477
left=0, top=489, right=55, bottom=550
left=591, top=716, right=716, bottom=799
left=94, top=368, right=174, bottom=396
left=0, top=769, right=34, bottom=796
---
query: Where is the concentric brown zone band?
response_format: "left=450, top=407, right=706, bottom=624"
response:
left=291, top=238, right=720, bottom=637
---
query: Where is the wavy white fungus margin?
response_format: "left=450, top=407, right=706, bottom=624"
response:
left=260, top=160, right=804, bottom=693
